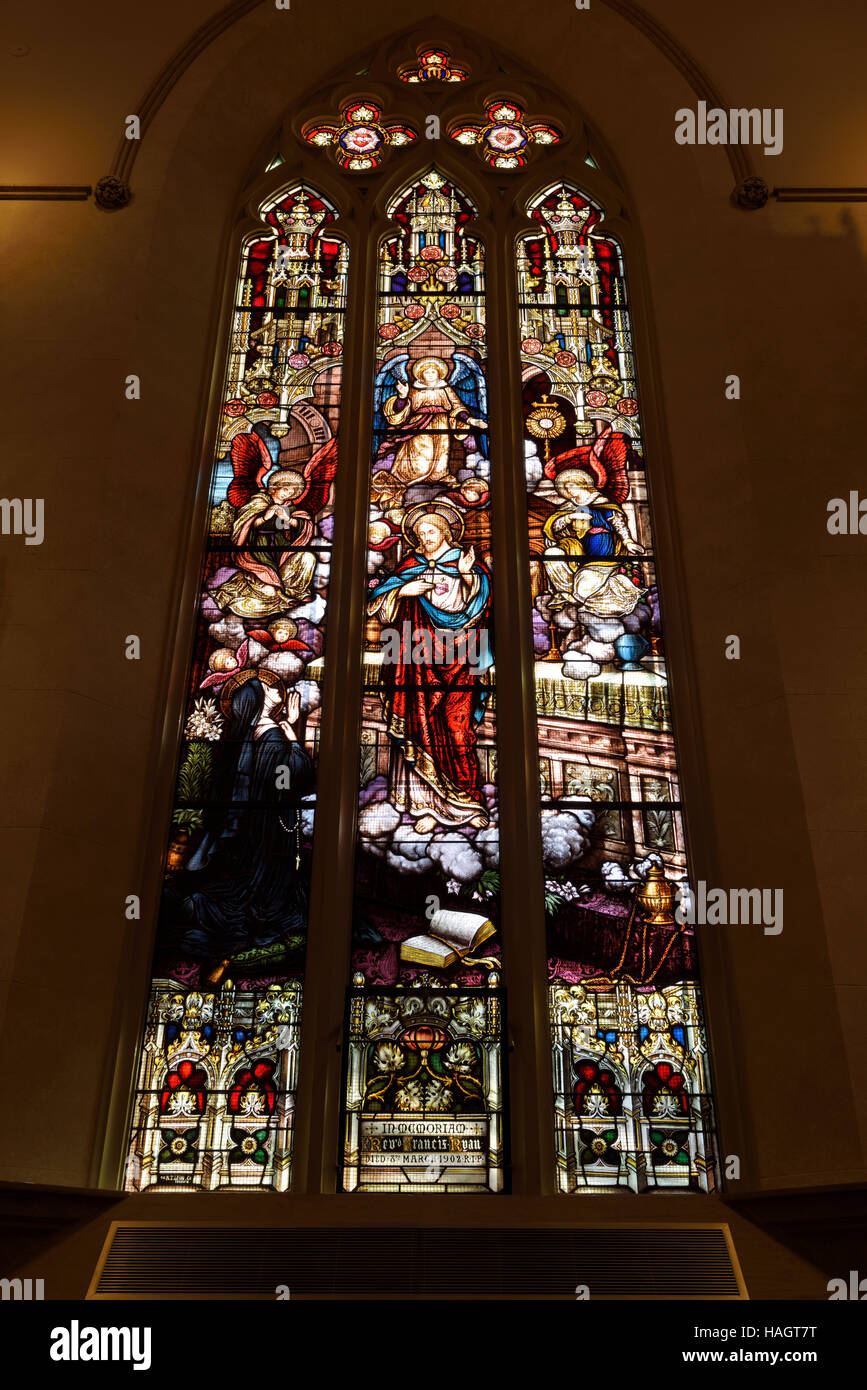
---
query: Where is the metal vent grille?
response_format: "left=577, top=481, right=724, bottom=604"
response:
left=90, top=1223, right=745, bottom=1298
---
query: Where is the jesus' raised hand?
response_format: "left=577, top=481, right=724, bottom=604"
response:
left=457, top=545, right=475, bottom=576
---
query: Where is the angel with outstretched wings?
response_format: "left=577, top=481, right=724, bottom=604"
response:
left=212, top=433, right=337, bottom=621
left=537, top=425, right=645, bottom=617
left=371, top=353, right=487, bottom=503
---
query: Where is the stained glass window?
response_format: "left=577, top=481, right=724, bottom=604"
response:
left=340, top=171, right=507, bottom=1193
left=517, top=183, right=718, bottom=1191
left=125, top=184, right=348, bottom=1192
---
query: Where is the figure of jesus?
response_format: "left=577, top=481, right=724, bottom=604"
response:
left=367, top=504, right=492, bottom=834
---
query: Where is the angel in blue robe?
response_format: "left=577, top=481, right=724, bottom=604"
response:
left=370, top=353, right=487, bottom=506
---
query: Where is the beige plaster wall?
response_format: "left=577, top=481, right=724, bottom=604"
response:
left=1, top=0, right=865, bottom=1189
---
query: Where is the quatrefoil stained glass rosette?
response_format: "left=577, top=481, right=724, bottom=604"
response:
left=450, top=100, right=560, bottom=169
left=304, top=101, right=417, bottom=171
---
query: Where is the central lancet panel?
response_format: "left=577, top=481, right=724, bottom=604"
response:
left=340, top=169, right=506, bottom=1194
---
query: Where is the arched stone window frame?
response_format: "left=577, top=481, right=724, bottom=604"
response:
left=107, top=28, right=741, bottom=1200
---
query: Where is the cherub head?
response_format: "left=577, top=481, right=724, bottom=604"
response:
left=268, top=618, right=298, bottom=645
left=460, top=478, right=486, bottom=504
left=554, top=467, right=599, bottom=505
left=208, top=647, right=239, bottom=674
left=266, top=469, right=305, bottom=507
left=411, top=356, right=448, bottom=388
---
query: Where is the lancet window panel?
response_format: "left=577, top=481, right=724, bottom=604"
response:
left=341, top=170, right=507, bottom=1194
left=518, top=182, right=718, bottom=1193
left=124, top=184, right=348, bottom=1194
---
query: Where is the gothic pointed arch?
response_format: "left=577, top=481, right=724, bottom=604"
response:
left=123, top=32, right=719, bottom=1198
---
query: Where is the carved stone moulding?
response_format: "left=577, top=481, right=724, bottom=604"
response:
left=731, top=176, right=770, bottom=211
left=94, top=175, right=133, bottom=211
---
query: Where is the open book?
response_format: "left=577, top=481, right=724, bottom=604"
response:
left=400, top=909, right=496, bottom=967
